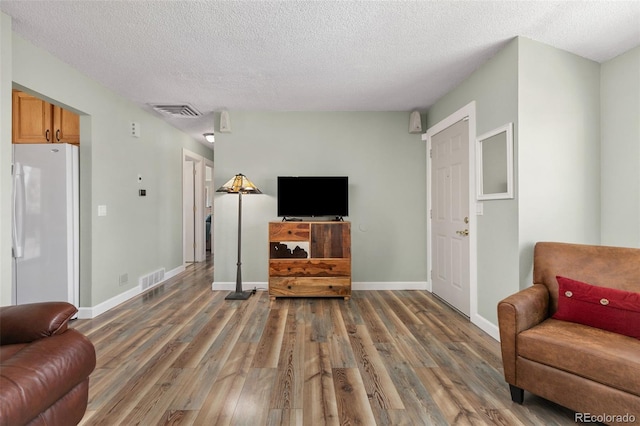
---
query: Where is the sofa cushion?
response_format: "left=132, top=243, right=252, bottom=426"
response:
left=518, top=318, right=640, bottom=396
left=0, top=344, right=25, bottom=362
left=553, top=276, right=640, bottom=339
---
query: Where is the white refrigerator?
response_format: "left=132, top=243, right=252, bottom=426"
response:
left=12, top=143, right=79, bottom=306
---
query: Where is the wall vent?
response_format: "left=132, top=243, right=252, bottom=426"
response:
left=149, top=103, right=201, bottom=117
left=139, top=268, right=166, bottom=291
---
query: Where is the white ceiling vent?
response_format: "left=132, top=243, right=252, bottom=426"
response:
left=149, top=103, right=201, bottom=117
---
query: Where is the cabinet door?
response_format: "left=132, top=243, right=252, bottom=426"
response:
left=12, top=90, right=52, bottom=144
left=52, top=106, right=80, bottom=145
left=310, top=223, right=350, bottom=258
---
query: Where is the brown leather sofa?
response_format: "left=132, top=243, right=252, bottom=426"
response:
left=498, top=242, right=640, bottom=423
left=0, top=302, right=96, bottom=426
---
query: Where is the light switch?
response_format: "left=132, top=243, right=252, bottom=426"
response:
left=98, top=205, right=107, bottom=217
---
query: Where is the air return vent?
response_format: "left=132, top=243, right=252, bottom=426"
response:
left=150, top=103, right=201, bottom=117
left=139, top=268, right=166, bottom=291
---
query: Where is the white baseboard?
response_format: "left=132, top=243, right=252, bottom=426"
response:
left=352, top=281, right=429, bottom=291
left=77, top=286, right=139, bottom=319
left=77, top=264, right=185, bottom=319
left=471, top=312, right=500, bottom=341
left=165, top=265, right=186, bottom=281
left=211, top=281, right=428, bottom=292
left=211, top=281, right=268, bottom=291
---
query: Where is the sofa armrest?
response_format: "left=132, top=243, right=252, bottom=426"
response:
left=0, top=302, right=77, bottom=345
left=497, top=284, right=549, bottom=384
left=0, top=329, right=96, bottom=426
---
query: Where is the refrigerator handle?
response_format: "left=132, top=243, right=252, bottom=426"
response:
left=12, top=162, right=25, bottom=258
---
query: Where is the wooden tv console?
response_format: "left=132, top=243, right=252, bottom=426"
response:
left=268, top=221, right=351, bottom=300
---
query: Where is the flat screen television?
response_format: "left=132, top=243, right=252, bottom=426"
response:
left=277, top=176, right=348, bottom=218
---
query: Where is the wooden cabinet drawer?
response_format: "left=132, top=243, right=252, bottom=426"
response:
left=269, top=222, right=310, bottom=241
left=269, top=259, right=350, bottom=277
left=269, top=277, right=351, bottom=298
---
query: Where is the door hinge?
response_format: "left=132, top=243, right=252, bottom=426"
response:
left=429, top=149, right=432, bottom=158
left=430, top=209, right=432, bottom=219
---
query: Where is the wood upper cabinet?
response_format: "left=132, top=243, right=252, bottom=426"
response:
left=12, top=90, right=79, bottom=145
left=52, top=105, right=80, bottom=145
left=12, top=90, right=52, bottom=143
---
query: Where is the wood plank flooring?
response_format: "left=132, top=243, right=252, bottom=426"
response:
left=72, top=258, right=581, bottom=425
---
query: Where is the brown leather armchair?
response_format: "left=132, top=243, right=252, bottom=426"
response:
left=0, top=302, right=96, bottom=426
left=497, top=242, right=640, bottom=423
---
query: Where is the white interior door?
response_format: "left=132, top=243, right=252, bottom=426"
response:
left=183, top=160, right=195, bottom=263
left=431, top=119, right=470, bottom=316
left=183, top=150, right=207, bottom=264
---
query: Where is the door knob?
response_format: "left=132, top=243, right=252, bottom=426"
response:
left=456, top=229, right=469, bottom=236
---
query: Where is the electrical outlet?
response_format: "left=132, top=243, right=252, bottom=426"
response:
left=118, top=273, right=128, bottom=286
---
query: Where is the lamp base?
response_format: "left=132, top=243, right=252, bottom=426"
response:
left=225, top=291, right=253, bottom=300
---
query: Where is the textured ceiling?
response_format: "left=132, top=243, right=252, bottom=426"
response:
left=2, top=1, right=639, bottom=148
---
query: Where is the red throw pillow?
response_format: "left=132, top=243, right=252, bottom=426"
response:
left=553, top=276, right=640, bottom=339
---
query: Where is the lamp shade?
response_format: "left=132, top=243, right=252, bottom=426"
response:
left=216, top=173, right=262, bottom=194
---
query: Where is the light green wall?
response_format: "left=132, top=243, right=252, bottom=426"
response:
left=213, top=112, right=426, bottom=286
left=427, top=38, right=520, bottom=325
left=518, top=37, right=601, bottom=286
left=0, top=13, right=12, bottom=306
left=4, top=10, right=634, bottom=332
left=426, top=37, right=602, bottom=327
left=1, top=23, right=212, bottom=307
left=601, top=46, right=640, bottom=248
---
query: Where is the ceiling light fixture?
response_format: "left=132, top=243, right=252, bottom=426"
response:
left=203, top=133, right=215, bottom=143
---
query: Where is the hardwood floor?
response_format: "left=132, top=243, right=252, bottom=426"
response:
left=72, top=258, right=580, bottom=425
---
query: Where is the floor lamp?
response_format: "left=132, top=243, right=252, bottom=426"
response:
left=216, top=173, right=262, bottom=300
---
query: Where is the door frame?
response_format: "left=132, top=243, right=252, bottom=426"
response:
left=423, top=101, right=478, bottom=321
left=204, top=158, right=214, bottom=251
left=182, top=149, right=206, bottom=264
